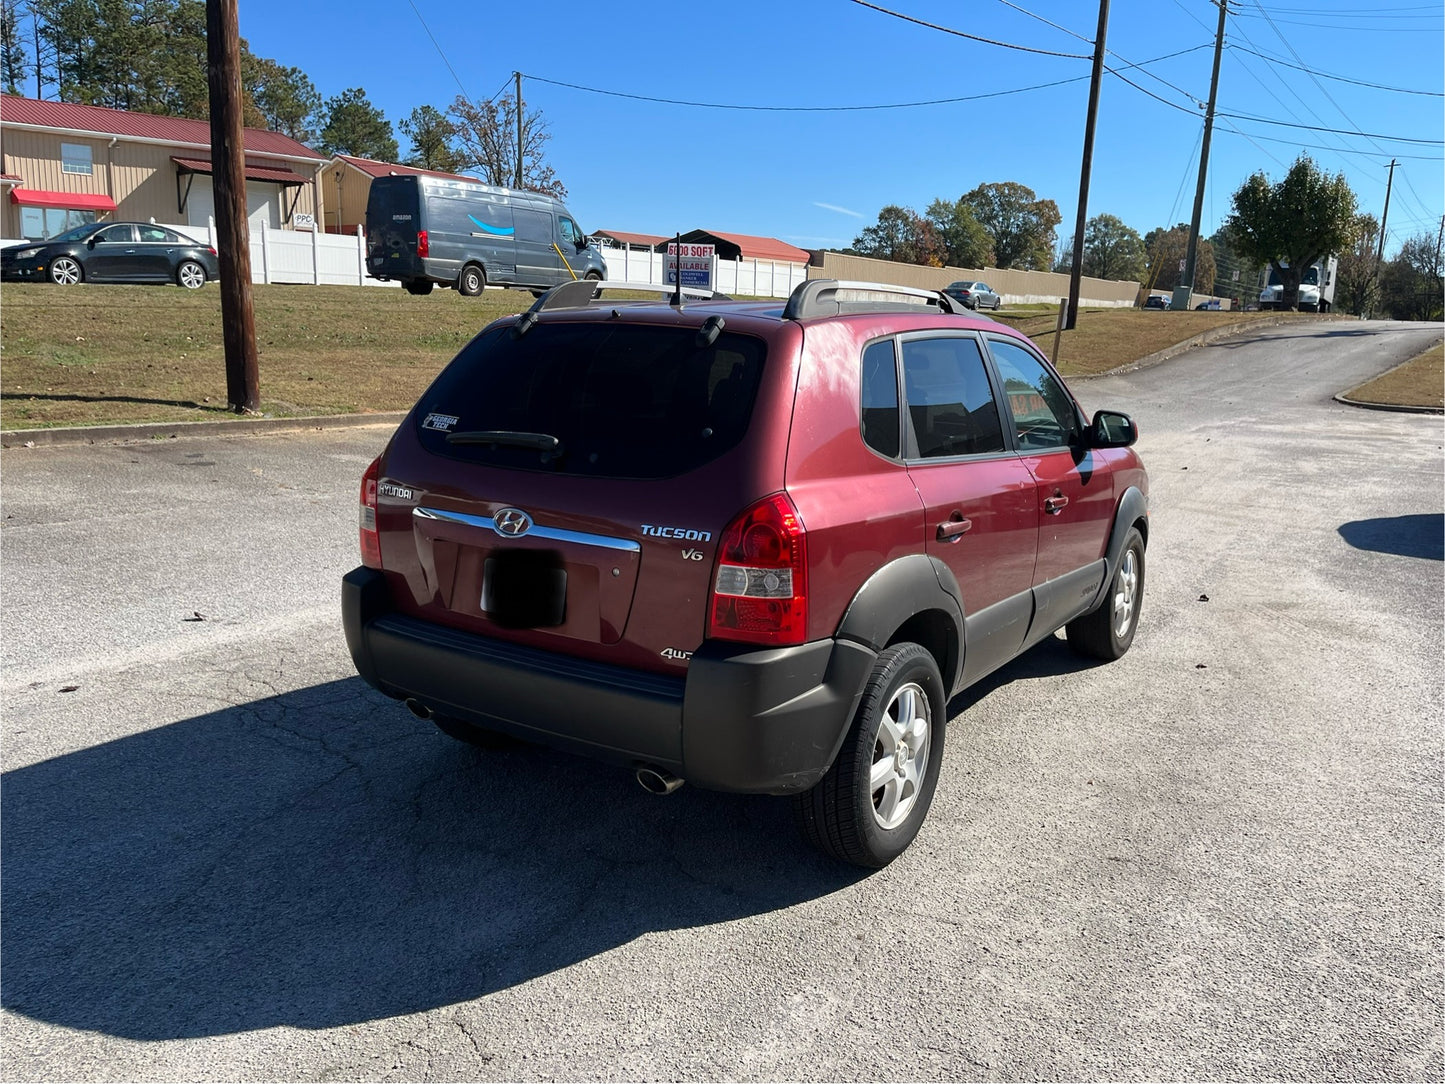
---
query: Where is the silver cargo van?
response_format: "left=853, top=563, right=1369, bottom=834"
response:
left=364, top=175, right=606, bottom=296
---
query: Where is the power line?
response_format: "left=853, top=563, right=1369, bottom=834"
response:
left=1248, top=0, right=1402, bottom=160
left=406, top=0, right=472, bottom=103
left=1215, top=111, right=1444, bottom=145
left=1227, top=43, right=1443, bottom=97
left=992, top=0, right=1090, bottom=43
left=1233, top=13, right=1442, bottom=31
left=845, top=0, right=1090, bottom=59
left=522, top=71, right=1091, bottom=112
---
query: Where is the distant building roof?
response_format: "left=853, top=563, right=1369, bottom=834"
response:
left=0, top=93, right=324, bottom=161
left=331, top=153, right=479, bottom=184
left=676, top=229, right=811, bottom=264
left=594, top=229, right=669, bottom=248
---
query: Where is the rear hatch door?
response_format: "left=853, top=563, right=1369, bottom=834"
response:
left=375, top=315, right=773, bottom=671
left=365, top=176, right=422, bottom=279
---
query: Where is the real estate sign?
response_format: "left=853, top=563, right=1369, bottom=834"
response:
left=666, top=243, right=715, bottom=289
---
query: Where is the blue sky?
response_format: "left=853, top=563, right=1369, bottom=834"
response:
left=239, top=0, right=1443, bottom=259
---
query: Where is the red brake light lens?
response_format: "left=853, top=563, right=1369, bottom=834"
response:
left=416, top=229, right=429, bottom=258
left=708, top=494, right=808, bottom=646
left=359, top=455, right=382, bottom=569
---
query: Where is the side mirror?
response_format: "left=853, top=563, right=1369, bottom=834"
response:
left=1089, top=409, right=1138, bottom=448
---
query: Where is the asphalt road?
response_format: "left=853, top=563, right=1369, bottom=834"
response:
left=2, top=320, right=1441, bottom=1081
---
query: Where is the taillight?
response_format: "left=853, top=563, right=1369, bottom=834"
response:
left=359, top=455, right=382, bottom=569
left=207, top=246, right=218, bottom=257
left=708, top=493, right=808, bottom=646
left=416, top=229, right=429, bottom=258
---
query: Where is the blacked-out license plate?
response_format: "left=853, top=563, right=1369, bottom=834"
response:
left=482, top=550, right=566, bottom=628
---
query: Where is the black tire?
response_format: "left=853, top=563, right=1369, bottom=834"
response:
left=793, top=643, right=947, bottom=868
left=457, top=263, right=485, bottom=297
left=432, top=713, right=517, bottom=749
left=584, top=270, right=602, bottom=281
left=1066, top=526, right=1145, bottom=661
left=176, top=260, right=206, bottom=289
left=404, top=280, right=434, bottom=296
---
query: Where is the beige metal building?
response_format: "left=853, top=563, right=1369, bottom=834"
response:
left=323, top=154, right=479, bottom=234
left=0, top=93, right=327, bottom=241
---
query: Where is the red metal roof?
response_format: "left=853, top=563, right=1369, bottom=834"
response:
left=702, top=231, right=811, bottom=264
left=0, top=94, right=324, bottom=160
left=334, top=154, right=478, bottom=184
left=172, top=156, right=310, bottom=185
left=595, top=229, right=668, bottom=248
left=10, top=188, right=117, bottom=211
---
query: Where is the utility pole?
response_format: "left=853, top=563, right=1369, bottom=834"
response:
left=1371, top=158, right=1397, bottom=318
left=1065, top=0, right=1110, bottom=331
left=514, top=70, right=523, bottom=189
left=206, top=0, right=259, bottom=414
left=1375, top=158, right=1397, bottom=264
left=1175, top=0, right=1228, bottom=311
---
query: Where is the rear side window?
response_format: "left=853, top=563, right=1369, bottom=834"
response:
left=901, top=337, right=1005, bottom=458
left=414, top=322, right=767, bottom=479
left=860, top=339, right=900, bottom=458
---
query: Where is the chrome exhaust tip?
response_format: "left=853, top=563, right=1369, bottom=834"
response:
left=636, top=765, right=684, bottom=795
left=404, top=698, right=433, bottom=720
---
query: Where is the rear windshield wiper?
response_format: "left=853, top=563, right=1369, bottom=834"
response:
left=445, top=430, right=562, bottom=454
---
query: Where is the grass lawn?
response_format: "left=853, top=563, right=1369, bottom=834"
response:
left=1342, top=342, right=1444, bottom=411
left=0, top=282, right=1389, bottom=429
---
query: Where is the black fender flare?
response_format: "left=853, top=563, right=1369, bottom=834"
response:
left=1088, top=486, right=1149, bottom=612
left=835, top=554, right=966, bottom=695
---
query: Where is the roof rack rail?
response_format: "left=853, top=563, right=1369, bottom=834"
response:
left=526, top=279, right=733, bottom=315
left=781, top=279, right=966, bottom=321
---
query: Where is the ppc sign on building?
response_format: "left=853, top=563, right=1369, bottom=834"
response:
left=666, top=242, right=715, bottom=289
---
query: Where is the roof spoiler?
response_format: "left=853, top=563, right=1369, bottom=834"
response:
left=782, top=279, right=967, bottom=320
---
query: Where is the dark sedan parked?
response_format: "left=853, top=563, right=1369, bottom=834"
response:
left=943, top=280, right=1003, bottom=310
left=1, top=221, right=220, bottom=288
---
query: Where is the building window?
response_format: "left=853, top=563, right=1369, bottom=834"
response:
left=61, top=142, right=93, bottom=175
left=20, top=205, right=98, bottom=240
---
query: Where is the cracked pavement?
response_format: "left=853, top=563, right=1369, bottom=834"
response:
left=1, top=322, right=1441, bottom=1081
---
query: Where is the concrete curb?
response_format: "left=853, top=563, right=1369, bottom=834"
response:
left=1, top=411, right=409, bottom=448
left=1332, top=394, right=1444, bottom=415
left=1333, top=336, right=1445, bottom=414
left=1082, top=315, right=1304, bottom=379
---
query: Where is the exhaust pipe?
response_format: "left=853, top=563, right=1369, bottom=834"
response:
left=404, top=698, right=433, bottom=720
left=636, top=765, right=684, bottom=795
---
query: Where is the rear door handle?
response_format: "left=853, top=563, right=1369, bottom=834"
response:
left=1044, top=495, right=1069, bottom=515
left=937, top=516, right=973, bottom=541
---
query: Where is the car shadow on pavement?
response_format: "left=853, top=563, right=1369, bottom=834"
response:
left=1, top=678, right=863, bottom=1040
left=1338, top=513, right=1445, bottom=561
left=947, top=632, right=1098, bottom=717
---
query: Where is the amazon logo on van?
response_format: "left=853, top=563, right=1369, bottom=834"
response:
left=468, top=215, right=515, bottom=237
left=391, top=214, right=412, bottom=221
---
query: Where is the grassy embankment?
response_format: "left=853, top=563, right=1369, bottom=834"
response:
left=0, top=283, right=1370, bottom=429
left=1341, top=342, right=1443, bottom=412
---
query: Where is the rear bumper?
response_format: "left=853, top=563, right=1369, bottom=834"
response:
left=342, top=567, right=875, bottom=794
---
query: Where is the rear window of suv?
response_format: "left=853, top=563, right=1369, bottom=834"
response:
left=413, top=321, right=767, bottom=479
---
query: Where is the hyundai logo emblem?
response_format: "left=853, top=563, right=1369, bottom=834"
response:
left=493, top=507, right=532, bottom=537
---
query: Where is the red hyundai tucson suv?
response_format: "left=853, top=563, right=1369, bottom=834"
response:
left=343, top=278, right=1149, bottom=867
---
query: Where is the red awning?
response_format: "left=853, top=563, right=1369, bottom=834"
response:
left=9, top=188, right=118, bottom=211
left=171, top=156, right=309, bottom=186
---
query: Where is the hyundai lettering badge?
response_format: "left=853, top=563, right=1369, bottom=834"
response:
left=493, top=508, right=532, bottom=537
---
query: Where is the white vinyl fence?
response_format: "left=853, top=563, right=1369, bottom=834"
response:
left=3, top=221, right=811, bottom=298
left=598, top=244, right=809, bottom=299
